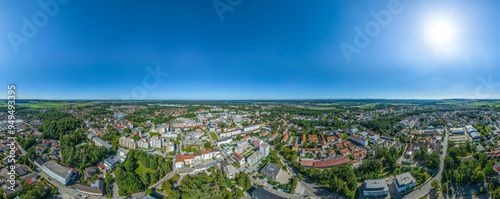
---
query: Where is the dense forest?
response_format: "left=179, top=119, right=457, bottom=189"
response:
left=175, top=170, right=251, bottom=199
left=59, top=130, right=113, bottom=170
left=115, top=150, right=171, bottom=196
left=37, top=110, right=83, bottom=139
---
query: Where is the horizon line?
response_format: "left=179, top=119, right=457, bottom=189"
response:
left=3, top=98, right=500, bottom=101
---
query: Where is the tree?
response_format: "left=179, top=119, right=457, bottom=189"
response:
left=105, top=174, right=113, bottom=185
left=90, top=174, right=99, bottom=181
left=204, top=142, right=212, bottom=149
left=431, top=179, right=440, bottom=191
left=210, top=184, right=221, bottom=198
left=118, top=187, right=128, bottom=196
left=235, top=188, right=244, bottom=198
left=474, top=171, right=485, bottom=183
left=442, top=182, right=448, bottom=193
left=145, top=188, right=152, bottom=195
left=484, top=163, right=496, bottom=178
left=429, top=152, right=440, bottom=169
left=444, top=156, right=454, bottom=169
left=167, top=189, right=180, bottom=199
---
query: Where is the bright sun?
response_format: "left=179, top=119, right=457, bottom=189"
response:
left=424, top=17, right=459, bottom=50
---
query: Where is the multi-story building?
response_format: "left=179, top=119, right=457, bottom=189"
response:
left=363, top=179, right=389, bottom=197
left=369, top=135, right=380, bottom=144
left=259, top=142, right=270, bottom=157
left=151, top=136, right=165, bottom=148
left=138, top=139, right=151, bottom=148
left=232, top=152, right=245, bottom=165
left=246, top=151, right=264, bottom=165
left=243, top=124, right=260, bottom=132
left=261, top=162, right=282, bottom=181
left=89, top=135, right=113, bottom=149
left=223, top=164, right=239, bottom=179
left=164, top=141, right=175, bottom=153
left=119, top=136, right=137, bottom=149
left=394, top=172, right=417, bottom=193
left=42, top=161, right=75, bottom=185
left=350, top=135, right=368, bottom=146
left=175, top=155, right=194, bottom=169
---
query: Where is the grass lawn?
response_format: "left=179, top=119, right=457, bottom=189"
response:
left=135, top=161, right=153, bottom=174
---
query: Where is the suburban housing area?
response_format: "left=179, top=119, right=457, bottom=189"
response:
left=1, top=100, right=500, bottom=199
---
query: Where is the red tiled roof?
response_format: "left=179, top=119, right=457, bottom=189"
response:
left=313, top=157, right=350, bottom=168
left=300, top=160, right=314, bottom=167
left=351, top=135, right=361, bottom=139
left=340, top=148, right=350, bottom=154
left=281, top=134, right=289, bottom=142
left=270, top=132, right=278, bottom=139
left=232, top=152, right=244, bottom=161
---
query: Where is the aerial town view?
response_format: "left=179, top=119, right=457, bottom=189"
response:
left=1, top=0, right=500, bottom=199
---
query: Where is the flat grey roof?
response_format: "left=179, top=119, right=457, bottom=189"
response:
left=224, top=164, right=239, bottom=174
left=93, top=137, right=113, bottom=149
left=43, top=161, right=72, bottom=180
left=251, top=187, right=287, bottom=199
left=247, top=151, right=263, bottom=161
left=261, top=162, right=282, bottom=177
left=394, top=172, right=416, bottom=187
left=364, top=179, right=388, bottom=191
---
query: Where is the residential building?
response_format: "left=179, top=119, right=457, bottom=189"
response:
left=350, top=135, right=368, bottom=146
left=103, top=158, right=118, bottom=170
left=369, top=135, right=380, bottom=144
left=259, top=142, right=270, bottom=157
left=247, top=151, right=264, bottom=165
left=164, top=141, right=175, bottom=153
left=243, top=124, right=260, bottom=132
left=232, top=152, right=245, bottom=165
left=119, top=136, right=137, bottom=149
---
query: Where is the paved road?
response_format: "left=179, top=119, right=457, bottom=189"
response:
left=401, top=129, right=449, bottom=199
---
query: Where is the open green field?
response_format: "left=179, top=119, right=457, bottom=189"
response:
left=16, top=101, right=97, bottom=109
left=135, top=161, right=153, bottom=174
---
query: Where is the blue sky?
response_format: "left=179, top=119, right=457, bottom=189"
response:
left=1, top=0, right=500, bottom=100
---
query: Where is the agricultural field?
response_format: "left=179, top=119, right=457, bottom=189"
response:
left=16, top=101, right=97, bottom=109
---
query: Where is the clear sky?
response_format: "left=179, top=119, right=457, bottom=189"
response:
left=1, top=0, right=499, bottom=100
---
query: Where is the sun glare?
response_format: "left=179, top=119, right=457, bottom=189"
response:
left=424, top=16, right=459, bottom=51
